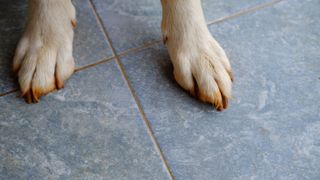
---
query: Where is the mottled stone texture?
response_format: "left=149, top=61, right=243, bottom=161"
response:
left=0, top=61, right=170, bottom=179
left=1, top=0, right=320, bottom=179
left=121, top=0, right=320, bottom=179
left=0, top=0, right=26, bottom=93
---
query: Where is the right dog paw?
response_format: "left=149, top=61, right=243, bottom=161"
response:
left=13, top=0, right=76, bottom=103
left=161, top=0, right=233, bottom=110
left=167, top=36, right=233, bottom=111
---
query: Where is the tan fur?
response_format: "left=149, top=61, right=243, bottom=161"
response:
left=13, top=0, right=76, bottom=102
left=161, top=0, right=233, bottom=110
left=14, top=0, right=233, bottom=110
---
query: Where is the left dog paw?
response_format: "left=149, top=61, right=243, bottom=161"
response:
left=13, top=0, right=76, bottom=103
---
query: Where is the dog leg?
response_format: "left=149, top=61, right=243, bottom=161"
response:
left=13, top=0, right=76, bottom=103
left=161, top=0, right=233, bottom=111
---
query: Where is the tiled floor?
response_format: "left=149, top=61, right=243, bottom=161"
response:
left=1, top=0, right=319, bottom=179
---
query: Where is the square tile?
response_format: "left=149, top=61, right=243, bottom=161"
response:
left=0, top=61, right=170, bottom=179
left=121, top=0, right=320, bottom=179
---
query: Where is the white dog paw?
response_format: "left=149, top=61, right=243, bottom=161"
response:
left=168, top=38, right=233, bottom=111
left=13, top=0, right=76, bottom=103
left=162, top=0, right=233, bottom=110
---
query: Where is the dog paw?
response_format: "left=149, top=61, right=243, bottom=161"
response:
left=170, top=38, right=233, bottom=111
left=162, top=0, right=233, bottom=111
left=163, top=28, right=233, bottom=111
left=13, top=1, right=76, bottom=103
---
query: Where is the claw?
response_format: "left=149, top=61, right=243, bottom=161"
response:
left=187, top=74, right=229, bottom=111
left=163, top=35, right=168, bottom=45
left=25, top=91, right=33, bottom=104
left=227, top=70, right=234, bottom=82
left=55, top=76, right=64, bottom=89
left=71, top=19, right=77, bottom=28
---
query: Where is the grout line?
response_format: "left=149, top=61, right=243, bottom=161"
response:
left=118, top=39, right=162, bottom=58
left=74, top=56, right=115, bottom=72
left=0, top=89, right=18, bottom=97
left=0, top=0, right=283, bottom=98
left=88, top=0, right=175, bottom=179
left=207, top=0, right=284, bottom=25
left=115, top=60, right=176, bottom=180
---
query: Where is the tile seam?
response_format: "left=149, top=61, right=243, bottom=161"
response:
left=207, top=0, right=284, bottom=25
left=88, top=0, right=175, bottom=179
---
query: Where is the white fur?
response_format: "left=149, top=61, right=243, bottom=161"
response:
left=161, top=0, right=233, bottom=110
left=14, top=0, right=233, bottom=109
left=13, top=0, right=76, bottom=102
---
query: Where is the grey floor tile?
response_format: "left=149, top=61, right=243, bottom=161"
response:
left=0, top=61, right=170, bottom=179
left=73, top=0, right=113, bottom=66
left=0, top=0, right=27, bottom=94
left=0, top=0, right=112, bottom=94
left=202, top=0, right=271, bottom=21
left=121, top=0, right=320, bottom=179
left=92, top=0, right=273, bottom=53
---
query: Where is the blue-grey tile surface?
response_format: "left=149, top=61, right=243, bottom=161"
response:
left=0, top=0, right=112, bottom=94
left=92, top=0, right=272, bottom=53
left=0, top=0, right=27, bottom=93
left=1, top=0, right=320, bottom=179
left=73, top=0, right=113, bottom=66
left=0, top=61, right=170, bottom=179
left=121, top=0, right=320, bottom=179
